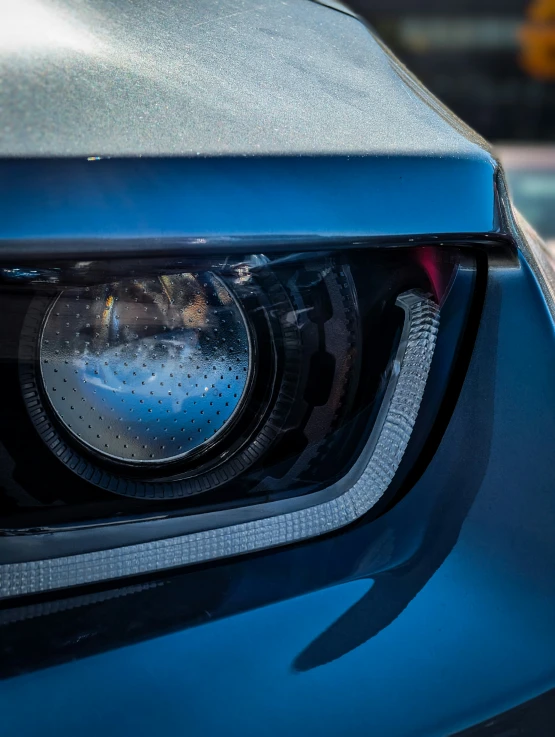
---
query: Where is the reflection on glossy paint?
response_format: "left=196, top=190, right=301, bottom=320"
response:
left=0, top=0, right=100, bottom=54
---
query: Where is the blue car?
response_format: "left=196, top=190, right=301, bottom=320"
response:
left=1, top=1, right=555, bottom=735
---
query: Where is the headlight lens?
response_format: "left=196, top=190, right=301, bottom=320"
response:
left=39, top=273, right=252, bottom=464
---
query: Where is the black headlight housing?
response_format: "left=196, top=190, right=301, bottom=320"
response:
left=0, top=245, right=477, bottom=598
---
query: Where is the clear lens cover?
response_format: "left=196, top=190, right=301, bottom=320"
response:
left=37, top=273, right=252, bottom=464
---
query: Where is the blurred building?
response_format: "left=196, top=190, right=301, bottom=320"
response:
left=351, top=0, right=555, bottom=141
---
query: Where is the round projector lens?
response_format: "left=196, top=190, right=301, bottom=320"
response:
left=39, top=273, right=252, bottom=464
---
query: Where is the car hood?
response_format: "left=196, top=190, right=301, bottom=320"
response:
left=1, top=0, right=491, bottom=160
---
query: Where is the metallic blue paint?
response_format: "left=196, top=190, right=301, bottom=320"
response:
left=0, top=0, right=490, bottom=161
left=0, top=156, right=497, bottom=252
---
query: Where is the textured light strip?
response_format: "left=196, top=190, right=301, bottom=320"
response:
left=0, top=293, right=439, bottom=599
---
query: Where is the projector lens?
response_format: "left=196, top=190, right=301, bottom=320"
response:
left=39, top=273, right=252, bottom=464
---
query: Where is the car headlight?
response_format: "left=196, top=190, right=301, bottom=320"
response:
left=36, top=272, right=252, bottom=466
left=0, top=248, right=474, bottom=598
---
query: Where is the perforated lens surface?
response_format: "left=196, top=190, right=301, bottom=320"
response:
left=39, top=273, right=251, bottom=463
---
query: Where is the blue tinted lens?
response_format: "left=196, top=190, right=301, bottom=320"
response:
left=40, top=272, right=251, bottom=463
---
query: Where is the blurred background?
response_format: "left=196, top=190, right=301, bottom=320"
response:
left=345, top=0, right=555, bottom=247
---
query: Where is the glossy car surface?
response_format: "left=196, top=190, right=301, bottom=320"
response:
left=1, top=2, right=555, bottom=736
